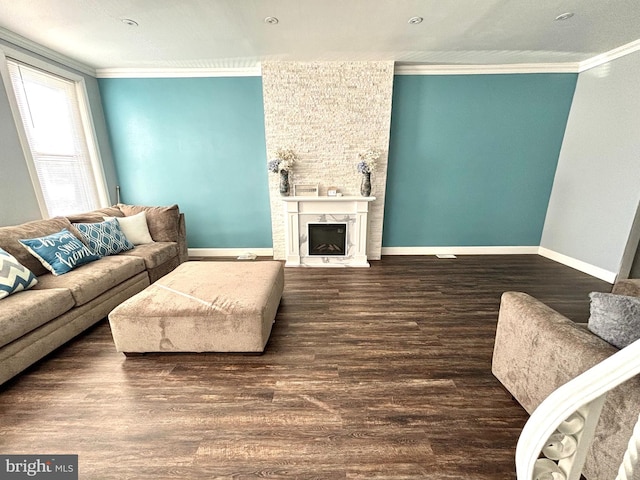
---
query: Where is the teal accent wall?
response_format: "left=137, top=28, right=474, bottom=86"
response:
left=99, top=73, right=577, bottom=250
left=98, top=77, right=271, bottom=249
left=384, top=73, right=577, bottom=247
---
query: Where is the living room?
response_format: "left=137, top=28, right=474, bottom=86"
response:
left=1, top=1, right=640, bottom=479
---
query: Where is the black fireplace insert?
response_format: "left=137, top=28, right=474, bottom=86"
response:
left=308, top=223, right=347, bottom=256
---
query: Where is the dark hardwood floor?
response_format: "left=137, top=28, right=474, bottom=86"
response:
left=0, top=255, right=610, bottom=479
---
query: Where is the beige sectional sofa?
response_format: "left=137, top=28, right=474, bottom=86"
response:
left=492, top=278, right=640, bottom=480
left=0, top=204, right=187, bottom=386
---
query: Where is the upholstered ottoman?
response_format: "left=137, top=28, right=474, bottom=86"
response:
left=108, top=261, right=284, bottom=353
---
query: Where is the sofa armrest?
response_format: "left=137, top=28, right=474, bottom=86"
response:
left=491, top=291, right=616, bottom=413
left=117, top=204, right=188, bottom=264
left=493, top=291, right=640, bottom=480
left=177, top=212, right=188, bottom=263
left=612, top=278, right=640, bottom=297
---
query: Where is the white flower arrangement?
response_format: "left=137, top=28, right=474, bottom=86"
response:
left=268, top=148, right=297, bottom=173
left=356, top=149, right=381, bottom=174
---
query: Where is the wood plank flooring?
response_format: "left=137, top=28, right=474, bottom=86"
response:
left=0, top=255, right=610, bottom=479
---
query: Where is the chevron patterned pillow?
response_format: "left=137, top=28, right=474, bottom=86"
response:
left=0, top=247, right=38, bottom=299
left=73, top=219, right=134, bottom=257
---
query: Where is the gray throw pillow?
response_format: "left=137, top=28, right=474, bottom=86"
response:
left=588, top=292, right=640, bottom=349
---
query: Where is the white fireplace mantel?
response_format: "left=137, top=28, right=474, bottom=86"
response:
left=282, top=196, right=376, bottom=267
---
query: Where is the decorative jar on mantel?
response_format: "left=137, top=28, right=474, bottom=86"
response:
left=360, top=172, right=372, bottom=197
left=356, top=149, right=378, bottom=197
left=268, top=148, right=297, bottom=197
left=279, top=170, right=291, bottom=196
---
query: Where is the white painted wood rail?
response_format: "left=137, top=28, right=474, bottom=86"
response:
left=617, top=411, right=640, bottom=480
left=516, top=336, right=640, bottom=480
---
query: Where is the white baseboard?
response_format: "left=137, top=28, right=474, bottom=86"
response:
left=188, top=246, right=617, bottom=283
left=188, top=248, right=274, bottom=258
left=537, top=247, right=617, bottom=284
left=380, top=246, right=539, bottom=255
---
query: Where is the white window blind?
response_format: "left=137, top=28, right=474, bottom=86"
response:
left=7, top=59, right=103, bottom=217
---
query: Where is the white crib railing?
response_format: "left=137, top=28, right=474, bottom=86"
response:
left=516, top=337, right=640, bottom=480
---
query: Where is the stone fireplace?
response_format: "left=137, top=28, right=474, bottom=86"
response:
left=282, top=196, right=375, bottom=267
left=261, top=61, right=394, bottom=261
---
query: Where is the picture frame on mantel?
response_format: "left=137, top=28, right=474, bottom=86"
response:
left=293, top=184, right=319, bottom=196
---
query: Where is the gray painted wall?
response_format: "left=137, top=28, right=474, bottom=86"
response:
left=0, top=39, right=118, bottom=227
left=541, top=50, right=640, bottom=277
left=84, top=70, right=119, bottom=206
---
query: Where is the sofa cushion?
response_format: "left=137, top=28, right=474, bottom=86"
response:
left=588, top=292, right=640, bottom=349
left=33, top=255, right=146, bottom=306
left=65, top=206, right=124, bottom=224
left=0, top=247, right=38, bottom=299
left=74, top=219, right=134, bottom=256
left=118, top=204, right=180, bottom=242
left=105, top=212, right=153, bottom=245
left=0, top=288, right=75, bottom=348
left=0, top=217, right=74, bottom=276
left=118, top=242, right=179, bottom=269
left=19, top=229, right=101, bottom=276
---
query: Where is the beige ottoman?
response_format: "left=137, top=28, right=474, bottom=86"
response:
left=108, top=261, right=284, bottom=353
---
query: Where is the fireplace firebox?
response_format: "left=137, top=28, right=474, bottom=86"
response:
left=308, top=223, right=347, bottom=256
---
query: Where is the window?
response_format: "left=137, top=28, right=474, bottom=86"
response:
left=5, top=56, right=107, bottom=217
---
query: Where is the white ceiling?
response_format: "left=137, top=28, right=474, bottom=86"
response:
left=0, top=0, right=639, bottom=72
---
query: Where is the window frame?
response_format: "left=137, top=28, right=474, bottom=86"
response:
left=0, top=46, right=110, bottom=218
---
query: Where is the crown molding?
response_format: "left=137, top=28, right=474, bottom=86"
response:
left=96, top=66, right=262, bottom=78
left=578, top=38, right=640, bottom=72
left=2, top=20, right=637, bottom=79
left=394, top=62, right=580, bottom=75
left=0, top=27, right=95, bottom=77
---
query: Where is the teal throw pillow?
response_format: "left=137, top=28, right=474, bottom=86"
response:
left=0, top=247, right=38, bottom=299
left=73, top=219, right=134, bottom=256
left=19, top=229, right=100, bottom=276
